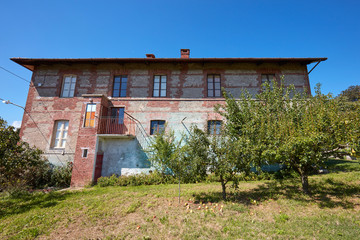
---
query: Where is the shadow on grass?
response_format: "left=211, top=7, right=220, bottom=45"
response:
left=0, top=191, right=73, bottom=218
left=324, top=159, right=360, bottom=172
left=192, top=177, right=360, bottom=209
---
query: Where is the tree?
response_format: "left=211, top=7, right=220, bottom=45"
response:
left=0, top=117, right=50, bottom=191
left=218, top=81, right=360, bottom=194
left=185, top=127, right=251, bottom=200
left=338, top=85, right=360, bottom=102
left=147, top=129, right=205, bottom=183
left=147, top=129, right=209, bottom=203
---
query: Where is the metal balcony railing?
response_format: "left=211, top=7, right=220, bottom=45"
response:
left=98, top=116, right=135, bottom=135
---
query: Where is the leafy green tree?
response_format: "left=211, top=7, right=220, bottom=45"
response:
left=185, top=127, right=251, bottom=200
left=218, top=81, right=360, bottom=194
left=147, top=129, right=205, bottom=183
left=338, top=85, right=360, bottom=102
left=0, top=117, right=50, bottom=191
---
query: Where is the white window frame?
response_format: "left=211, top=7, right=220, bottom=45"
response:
left=82, top=148, right=88, bottom=158
left=61, top=75, right=77, bottom=97
left=52, top=120, right=69, bottom=149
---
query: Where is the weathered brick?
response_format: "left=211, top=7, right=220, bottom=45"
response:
left=13, top=54, right=323, bottom=187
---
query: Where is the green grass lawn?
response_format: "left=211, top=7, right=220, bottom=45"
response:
left=1, top=159, right=359, bottom=240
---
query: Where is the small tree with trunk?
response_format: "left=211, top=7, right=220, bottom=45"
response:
left=185, top=126, right=251, bottom=200
left=275, top=84, right=360, bottom=193
left=147, top=128, right=209, bottom=202
left=218, top=81, right=360, bottom=194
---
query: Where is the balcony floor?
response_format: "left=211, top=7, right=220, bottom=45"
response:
left=97, top=134, right=135, bottom=139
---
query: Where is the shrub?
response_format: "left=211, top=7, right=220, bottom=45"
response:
left=96, top=171, right=180, bottom=187
left=49, top=162, right=73, bottom=188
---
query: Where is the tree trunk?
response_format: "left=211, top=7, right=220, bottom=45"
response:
left=292, top=163, right=311, bottom=195
left=301, top=174, right=310, bottom=195
left=220, top=175, right=227, bottom=200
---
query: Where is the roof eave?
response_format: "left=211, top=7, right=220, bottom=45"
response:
left=11, top=57, right=328, bottom=71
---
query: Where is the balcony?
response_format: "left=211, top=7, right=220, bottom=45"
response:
left=98, top=116, right=135, bottom=136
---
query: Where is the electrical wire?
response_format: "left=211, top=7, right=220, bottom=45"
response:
left=0, top=97, right=67, bottom=168
left=0, top=66, right=87, bottom=180
left=0, top=97, right=86, bottom=179
left=0, top=66, right=31, bottom=83
left=34, top=98, right=87, bottom=178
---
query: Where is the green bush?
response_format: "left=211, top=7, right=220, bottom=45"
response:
left=96, top=169, right=296, bottom=188
left=96, top=171, right=179, bottom=187
left=49, top=162, right=73, bottom=188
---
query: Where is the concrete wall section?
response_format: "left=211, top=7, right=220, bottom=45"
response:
left=100, top=138, right=150, bottom=177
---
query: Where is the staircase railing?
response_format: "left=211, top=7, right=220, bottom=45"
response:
left=124, top=112, right=151, bottom=152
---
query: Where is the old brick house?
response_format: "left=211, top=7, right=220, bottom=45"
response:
left=11, top=49, right=326, bottom=186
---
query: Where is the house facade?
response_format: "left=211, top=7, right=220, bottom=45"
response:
left=11, top=50, right=326, bottom=186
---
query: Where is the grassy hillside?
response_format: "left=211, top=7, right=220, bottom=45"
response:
left=1, top=159, right=360, bottom=239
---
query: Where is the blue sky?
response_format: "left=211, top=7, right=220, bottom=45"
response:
left=1, top=0, right=359, bottom=127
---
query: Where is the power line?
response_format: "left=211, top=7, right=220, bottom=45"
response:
left=0, top=97, right=66, bottom=168
left=34, top=99, right=87, bottom=177
left=0, top=66, right=31, bottom=83
left=0, top=97, right=86, bottom=178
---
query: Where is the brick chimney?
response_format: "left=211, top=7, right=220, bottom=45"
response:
left=146, top=54, right=155, bottom=59
left=180, top=49, right=190, bottom=59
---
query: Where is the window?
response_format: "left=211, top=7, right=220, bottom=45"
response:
left=153, top=75, right=167, bottom=97
left=261, top=74, right=276, bottom=85
left=207, top=74, right=221, bottom=97
left=61, top=75, right=76, bottom=97
left=208, top=120, right=222, bottom=135
left=111, top=107, right=125, bottom=124
left=52, top=120, right=69, bottom=148
left=150, top=120, right=165, bottom=135
left=82, top=149, right=88, bottom=158
left=112, top=75, right=128, bottom=97
left=84, top=104, right=96, bottom=127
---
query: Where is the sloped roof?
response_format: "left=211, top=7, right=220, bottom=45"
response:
left=11, top=57, right=327, bottom=71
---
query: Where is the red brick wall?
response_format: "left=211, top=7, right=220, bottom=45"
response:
left=20, top=61, right=310, bottom=186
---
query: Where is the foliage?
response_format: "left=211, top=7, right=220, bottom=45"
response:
left=147, top=129, right=182, bottom=175
left=0, top=118, right=72, bottom=192
left=96, top=171, right=178, bottom=187
left=185, top=127, right=252, bottom=200
left=218, top=81, right=360, bottom=194
left=147, top=129, right=206, bottom=183
left=49, top=162, right=73, bottom=188
left=338, top=85, right=360, bottom=102
left=0, top=118, right=50, bottom=192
